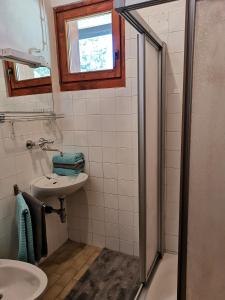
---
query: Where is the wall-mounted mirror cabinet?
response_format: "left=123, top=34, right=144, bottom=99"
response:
left=0, top=0, right=53, bottom=113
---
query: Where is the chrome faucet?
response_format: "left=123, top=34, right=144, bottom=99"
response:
left=38, top=137, right=54, bottom=149
left=26, top=138, right=63, bottom=156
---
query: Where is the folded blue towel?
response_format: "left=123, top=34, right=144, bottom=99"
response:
left=53, top=153, right=85, bottom=176
left=53, top=153, right=84, bottom=165
left=16, top=193, right=35, bottom=264
left=53, top=168, right=82, bottom=176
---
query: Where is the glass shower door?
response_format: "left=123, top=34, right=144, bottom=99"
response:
left=115, top=3, right=166, bottom=285
left=138, top=32, right=165, bottom=283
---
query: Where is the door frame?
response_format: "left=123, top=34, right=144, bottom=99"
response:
left=177, top=0, right=196, bottom=299
left=115, top=6, right=166, bottom=284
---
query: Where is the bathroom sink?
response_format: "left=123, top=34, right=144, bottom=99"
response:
left=31, top=173, right=88, bottom=198
left=0, top=259, right=47, bottom=300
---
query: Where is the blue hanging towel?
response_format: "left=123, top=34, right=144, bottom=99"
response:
left=16, top=193, right=35, bottom=264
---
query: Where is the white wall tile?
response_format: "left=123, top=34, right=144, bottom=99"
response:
left=117, top=164, right=136, bottom=180
left=100, top=98, right=116, bottom=115
left=167, top=93, right=182, bottom=113
left=169, top=7, right=185, bottom=32
left=92, top=233, right=105, bottom=248
left=119, top=211, right=134, bottom=227
left=119, top=224, right=134, bottom=242
left=89, top=147, right=102, bottom=162
left=105, top=208, right=119, bottom=224
left=87, top=131, right=102, bottom=147
left=148, top=11, right=169, bottom=34
left=103, top=163, right=117, bottom=179
left=74, top=131, right=88, bottom=146
left=89, top=162, right=103, bottom=178
left=168, top=31, right=185, bottom=53
left=166, top=150, right=181, bottom=168
left=102, top=132, right=117, bottom=147
left=86, top=191, right=104, bottom=207
left=86, top=98, right=100, bottom=114
left=105, top=222, right=119, bottom=238
left=119, top=240, right=134, bottom=256
left=87, top=115, right=102, bottom=131
left=167, top=52, right=184, bottom=75
left=118, top=195, right=134, bottom=212
left=91, top=206, right=105, bottom=221
left=166, top=113, right=182, bottom=132
left=73, top=99, right=87, bottom=115
left=92, top=220, right=105, bottom=235
left=103, top=147, right=116, bottom=163
left=104, top=179, right=117, bottom=194
left=104, top=193, right=118, bottom=209
left=166, top=131, right=182, bottom=150
left=102, top=116, right=116, bottom=132
left=118, top=180, right=137, bottom=197
left=74, top=115, right=87, bottom=131
left=86, top=177, right=103, bottom=192
left=106, top=237, right=119, bottom=251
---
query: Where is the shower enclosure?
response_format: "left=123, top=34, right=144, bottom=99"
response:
left=115, top=0, right=167, bottom=285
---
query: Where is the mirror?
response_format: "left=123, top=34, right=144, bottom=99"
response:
left=66, top=11, right=114, bottom=73
left=0, top=0, right=53, bottom=113
left=15, top=64, right=51, bottom=81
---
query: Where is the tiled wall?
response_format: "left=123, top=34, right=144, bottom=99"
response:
left=54, top=0, right=185, bottom=255
left=59, top=64, right=139, bottom=256
left=0, top=111, right=67, bottom=258
left=0, top=63, right=53, bottom=113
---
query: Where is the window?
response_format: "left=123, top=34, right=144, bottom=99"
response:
left=4, top=61, right=52, bottom=97
left=54, top=0, right=125, bottom=91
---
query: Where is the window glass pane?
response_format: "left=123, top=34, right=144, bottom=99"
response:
left=15, top=63, right=50, bottom=81
left=66, top=12, right=113, bottom=73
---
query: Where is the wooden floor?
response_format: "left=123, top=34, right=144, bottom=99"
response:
left=39, top=240, right=101, bottom=300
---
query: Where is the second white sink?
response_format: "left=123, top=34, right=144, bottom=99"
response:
left=31, top=173, right=88, bottom=198
left=0, top=259, right=47, bottom=300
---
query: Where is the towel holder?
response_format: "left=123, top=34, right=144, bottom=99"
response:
left=13, top=184, right=66, bottom=223
left=14, top=184, right=20, bottom=196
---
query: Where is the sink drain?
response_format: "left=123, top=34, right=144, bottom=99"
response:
left=0, top=294, right=3, bottom=299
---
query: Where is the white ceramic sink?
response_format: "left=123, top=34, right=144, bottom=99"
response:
left=31, top=173, right=88, bottom=198
left=0, top=259, right=47, bottom=300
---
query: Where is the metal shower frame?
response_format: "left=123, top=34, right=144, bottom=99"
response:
left=115, top=0, right=167, bottom=285
left=115, top=0, right=195, bottom=299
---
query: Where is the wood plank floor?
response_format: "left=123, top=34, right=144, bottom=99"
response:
left=39, top=240, right=101, bottom=300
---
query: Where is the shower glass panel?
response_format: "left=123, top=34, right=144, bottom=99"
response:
left=145, top=37, right=160, bottom=277
left=115, top=0, right=166, bottom=286
left=138, top=32, right=163, bottom=283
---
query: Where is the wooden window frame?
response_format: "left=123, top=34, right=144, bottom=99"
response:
left=4, top=61, right=52, bottom=97
left=54, top=0, right=125, bottom=91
